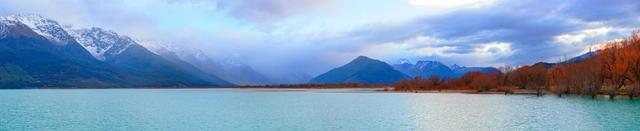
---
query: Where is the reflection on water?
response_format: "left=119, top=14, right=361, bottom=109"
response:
left=0, top=89, right=638, bottom=130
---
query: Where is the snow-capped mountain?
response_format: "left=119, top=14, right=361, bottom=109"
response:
left=0, top=14, right=73, bottom=44
left=66, top=27, right=134, bottom=60
left=399, top=58, right=411, bottom=65
left=0, top=14, right=232, bottom=87
left=65, top=27, right=231, bottom=86
left=393, top=60, right=457, bottom=78
left=0, top=14, right=124, bottom=87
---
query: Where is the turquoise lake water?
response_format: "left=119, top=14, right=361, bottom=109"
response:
left=0, top=88, right=639, bottom=130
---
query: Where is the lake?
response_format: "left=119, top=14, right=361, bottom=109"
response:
left=0, top=88, right=639, bottom=130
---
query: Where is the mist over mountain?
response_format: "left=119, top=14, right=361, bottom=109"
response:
left=137, top=41, right=273, bottom=85
left=268, top=72, right=313, bottom=84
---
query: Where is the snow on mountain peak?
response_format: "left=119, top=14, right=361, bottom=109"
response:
left=67, top=27, right=134, bottom=60
left=136, top=39, right=214, bottom=62
left=0, top=20, right=9, bottom=39
left=413, top=60, right=450, bottom=70
left=399, top=59, right=411, bottom=64
left=0, top=14, right=73, bottom=44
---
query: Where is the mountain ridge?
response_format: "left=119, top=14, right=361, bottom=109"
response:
left=311, top=56, right=409, bottom=84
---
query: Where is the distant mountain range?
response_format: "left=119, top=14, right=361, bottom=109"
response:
left=0, top=14, right=231, bottom=88
left=449, top=64, right=501, bottom=76
left=310, top=56, right=409, bottom=84
left=309, top=56, right=505, bottom=84
left=310, top=51, right=598, bottom=85
left=393, top=60, right=499, bottom=78
left=393, top=60, right=457, bottom=78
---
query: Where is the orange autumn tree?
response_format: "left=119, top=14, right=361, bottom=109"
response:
left=573, top=57, right=606, bottom=98
left=548, top=63, right=573, bottom=97
left=508, top=63, right=548, bottom=96
left=621, top=31, right=640, bottom=99
left=600, top=41, right=631, bottom=99
left=465, top=72, right=500, bottom=91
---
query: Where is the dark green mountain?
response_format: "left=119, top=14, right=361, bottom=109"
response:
left=310, top=56, right=409, bottom=84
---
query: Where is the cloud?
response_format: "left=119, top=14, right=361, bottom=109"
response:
left=167, top=0, right=335, bottom=26
left=239, top=0, right=640, bottom=74
left=312, top=0, right=640, bottom=67
left=554, top=27, right=614, bottom=44
left=219, top=0, right=334, bottom=22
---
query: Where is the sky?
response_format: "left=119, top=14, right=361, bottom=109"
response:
left=1, top=0, right=640, bottom=76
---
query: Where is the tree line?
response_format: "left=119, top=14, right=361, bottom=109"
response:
left=395, top=31, right=640, bottom=99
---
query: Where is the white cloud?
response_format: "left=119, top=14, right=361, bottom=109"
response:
left=582, top=27, right=612, bottom=36
left=474, top=42, right=512, bottom=56
left=554, top=34, right=587, bottom=44
left=554, top=27, right=614, bottom=44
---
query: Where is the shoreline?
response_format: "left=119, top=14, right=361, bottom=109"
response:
left=0, top=86, right=389, bottom=90
left=4, top=87, right=639, bottom=99
left=3, top=87, right=636, bottom=98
